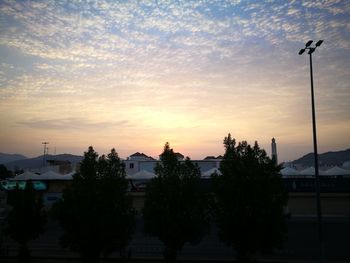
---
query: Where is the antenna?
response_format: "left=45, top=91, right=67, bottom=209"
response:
left=42, top=142, right=49, bottom=166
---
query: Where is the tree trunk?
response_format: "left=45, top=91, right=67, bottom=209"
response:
left=236, top=248, right=253, bottom=262
left=164, top=246, right=177, bottom=263
left=81, top=249, right=100, bottom=263
left=18, top=243, right=30, bottom=263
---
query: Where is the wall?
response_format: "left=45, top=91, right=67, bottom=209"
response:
left=287, top=192, right=350, bottom=217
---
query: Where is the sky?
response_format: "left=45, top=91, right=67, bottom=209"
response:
left=0, top=0, right=349, bottom=162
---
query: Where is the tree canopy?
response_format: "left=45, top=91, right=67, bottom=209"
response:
left=143, top=143, right=210, bottom=262
left=212, top=134, right=288, bottom=261
left=6, top=180, right=46, bottom=262
left=52, top=147, right=135, bottom=263
left=0, top=164, right=13, bottom=180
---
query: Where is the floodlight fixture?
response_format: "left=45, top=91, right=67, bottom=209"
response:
left=305, top=40, right=313, bottom=47
left=308, top=48, right=315, bottom=54
left=298, top=40, right=324, bottom=55
left=316, top=40, right=323, bottom=47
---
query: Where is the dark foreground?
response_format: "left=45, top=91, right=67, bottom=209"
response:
left=0, top=258, right=287, bottom=263
left=1, top=217, right=350, bottom=262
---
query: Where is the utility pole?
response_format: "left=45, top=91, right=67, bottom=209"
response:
left=42, top=142, right=49, bottom=167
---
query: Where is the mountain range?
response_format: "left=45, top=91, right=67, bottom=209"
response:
left=0, top=153, right=83, bottom=170
left=292, top=148, right=350, bottom=167
left=0, top=153, right=27, bottom=164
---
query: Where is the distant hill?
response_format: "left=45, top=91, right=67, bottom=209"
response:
left=0, top=152, right=27, bottom=164
left=4, top=154, right=83, bottom=170
left=293, top=149, right=350, bottom=167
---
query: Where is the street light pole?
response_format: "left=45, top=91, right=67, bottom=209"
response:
left=42, top=141, right=49, bottom=167
left=299, top=40, right=324, bottom=263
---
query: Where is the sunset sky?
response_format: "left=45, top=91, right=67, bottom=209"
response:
left=0, top=0, right=349, bottom=162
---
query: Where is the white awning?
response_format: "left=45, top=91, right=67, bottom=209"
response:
left=299, top=167, right=326, bottom=176
left=202, top=167, right=221, bottom=178
left=342, top=161, right=350, bottom=169
left=59, top=172, right=75, bottom=180
left=10, top=171, right=40, bottom=181
left=127, top=170, right=155, bottom=180
left=40, top=170, right=62, bottom=180
left=10, top=170, right=74, bottom=181
left=324, top=166, right=350, bottom=176
left=280, top=167, right=300, bottom=176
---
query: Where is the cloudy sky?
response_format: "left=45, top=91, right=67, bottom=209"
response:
left=0, top=0, right=349, bottom=161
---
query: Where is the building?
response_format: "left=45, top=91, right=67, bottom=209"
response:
left=125, top=152, right=156, bottom=175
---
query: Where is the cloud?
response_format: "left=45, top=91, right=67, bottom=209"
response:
left=0, top=0, right=349, bottom=161
left=17, top=117, right=130, bottom=131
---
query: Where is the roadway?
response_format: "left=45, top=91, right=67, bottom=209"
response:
left=1, top=217, right=349, bottom=262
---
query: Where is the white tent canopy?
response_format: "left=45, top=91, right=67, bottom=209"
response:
left=202, top=167, right=221, bottom=178
left=60, top=171, right=75, bottom=180
left=127, top=170, right=155, bottom=180
left=299, top=167, right=326, bottom=176
left=280, top=167, right=300, bottom=176
left=325, top=166, right=350, bottom=176
left=342, top=161, right=350, bottom=169
left=40, top=171, right=62, bottom=180
left=10, top=170, right=75, bottom=181
left=10, top=171, right=40, bottom=181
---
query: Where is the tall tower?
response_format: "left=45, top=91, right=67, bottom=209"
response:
left=271, top=138, right=278, bottom=164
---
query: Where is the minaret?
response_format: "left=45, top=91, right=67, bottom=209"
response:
left=271, top=138, right=278, bottom=164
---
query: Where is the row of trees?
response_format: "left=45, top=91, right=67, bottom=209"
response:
left=3, top=134, right=288, bottom=262
left=0, top=164, right=13, bottom=181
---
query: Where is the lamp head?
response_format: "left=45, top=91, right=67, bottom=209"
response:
left=305, top=40, right=313, bottom=47
left=298, top=49, right=305, bottom=55
left=308, top=48, right=315, bottom=54
left=316, top=40, right=323, bottom=47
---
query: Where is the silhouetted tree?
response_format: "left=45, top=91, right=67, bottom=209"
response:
left=52, top=147, right=135, bottom=263
left=0, top=164, right=13, bottom=180
left=212, top=134, right=288, bottom=261
left=6, top=180, right=46, bottom=262
left=143, top=143, right=210, bottom=262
